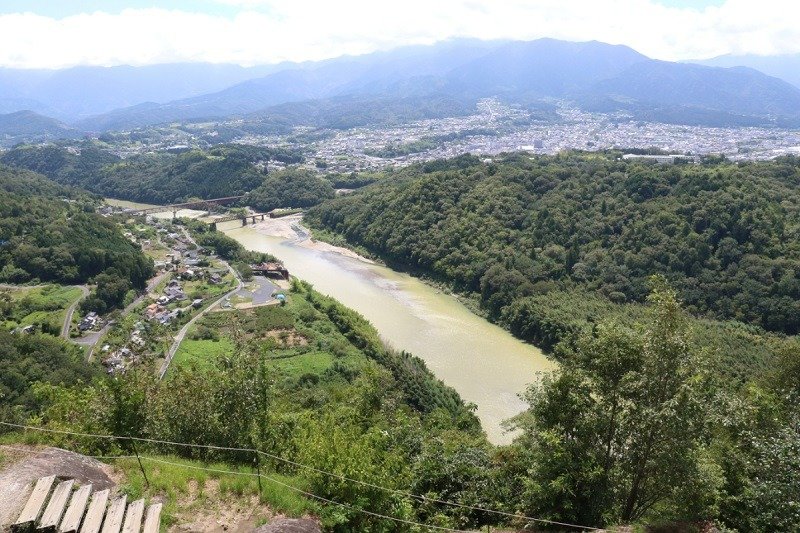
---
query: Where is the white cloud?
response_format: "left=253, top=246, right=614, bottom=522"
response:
left=0, top=0, right=799, bottom=69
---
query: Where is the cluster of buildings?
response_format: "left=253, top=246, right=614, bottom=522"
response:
left=296, top=100, right=800, bottom=171
left=78, top=311, right=103, bottom=332
left=101, top=323, right=147, bottom=373
left=176, top=97, right=800, bottom=172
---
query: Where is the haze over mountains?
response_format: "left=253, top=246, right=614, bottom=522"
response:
left=2, top=38, right=800, bottom=142
left=691, top=53, right=800, bottom=90
left=0, top=63, right=281, bottom=119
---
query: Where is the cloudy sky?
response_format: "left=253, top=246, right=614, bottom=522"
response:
left=0, top=0, right=798, bottom=69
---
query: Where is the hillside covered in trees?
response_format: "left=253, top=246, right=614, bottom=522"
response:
left=0, top=165, right=152, bottom=289
left=308, top=152, right=800, bottom=335
left=303, top=153, right=800, bottom=529
left=0, top=143, right=303, bottom=204
left=246, top=168, right=335, bottom=211
left=0, top=153, right=797, bottom=529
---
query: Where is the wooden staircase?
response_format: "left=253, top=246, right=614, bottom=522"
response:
left=12, top=476, right=161, bottom=533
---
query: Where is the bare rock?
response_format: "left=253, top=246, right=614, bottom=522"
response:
left=0, top=447, right=115, bottom=528
left=252, top=518, right=321, bottom=533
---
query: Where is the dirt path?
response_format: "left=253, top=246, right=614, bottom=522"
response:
left=61, top=285, right=89, bottom=339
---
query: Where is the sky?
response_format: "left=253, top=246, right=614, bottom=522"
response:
left=0, top=0, right=797, bottom=69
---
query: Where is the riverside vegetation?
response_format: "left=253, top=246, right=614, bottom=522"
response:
left=1, top=155, right=798, bottom=530
left=305, top=151, right=800, bottom=529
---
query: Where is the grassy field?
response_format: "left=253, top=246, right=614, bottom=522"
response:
left=2, top=284, right=83, bottom=334
left=169, top=292, right=368, bottom=382
left=268, top=350, right=336, bottom=377
left=172, top=337, right=235, bottom=372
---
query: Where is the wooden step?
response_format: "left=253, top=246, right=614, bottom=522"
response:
left=39, top=479, right=75, bottom=530
left=120, top=500, right=144, bottom=533
left=79, top=489, right=109, bottom=533
left=15, top=475, right=56, bottom=526
left=100, top=496, right=126, bottom=533
left=59, top=484, right=92, bottom=532
left=141, top=503, right=161, bottom=533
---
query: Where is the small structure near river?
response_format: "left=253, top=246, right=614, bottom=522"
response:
left=250, top=262, right=290, bottom=280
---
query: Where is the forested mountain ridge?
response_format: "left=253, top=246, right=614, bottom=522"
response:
left=307, top=152, right=800, bottom=335
left=0, top=110, right=78, bottom=146
left=0, top=143, right=303, bottom=204
left=65, top=39, right=800, bottom=131
left=691, top=51, right=800, bottom=89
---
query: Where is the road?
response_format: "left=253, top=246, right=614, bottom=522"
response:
left=61, top=285, right=90, bottom=339
left=157, top=229, right=243, bottom=379
left=80, top=271, right=169, bottom=361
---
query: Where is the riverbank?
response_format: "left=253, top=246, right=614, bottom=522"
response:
left=250, top=214, right=374, bottom=263
left=300, top=215, right=491, bottom=319
left=222, top=218, right=556, bottom=445
left=104, top=198, right=556, bottom=444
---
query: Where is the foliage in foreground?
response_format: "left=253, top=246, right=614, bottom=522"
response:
left=2, top=279, right=798, bottom=531
left=7, top=283, right=489, bottom=531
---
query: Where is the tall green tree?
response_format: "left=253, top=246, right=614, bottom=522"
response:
left=513, top=280, right=719, bottom=526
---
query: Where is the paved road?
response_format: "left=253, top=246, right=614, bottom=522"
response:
left=80, top=271, right=169, bottom=361
left=61, top=285, right=89, bottom=339
left=158, top=229, right=243, bottom=379
left=238, top=275, right=279, bottom=306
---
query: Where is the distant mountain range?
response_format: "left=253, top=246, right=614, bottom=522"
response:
left=0, top=110, right=79, bottom=145
left=0, top=63, right=282, bottom=120
left=2, top=38, right=800, bottom=142
left=690, top=53, right=800, bottom=89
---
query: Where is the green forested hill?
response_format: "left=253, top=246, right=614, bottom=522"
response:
left=0, top=143, right=302, bottom=204
left=304, top=153, right=800, bottom=529
left=246, top=168, right=335, bottom=211
left=307, top=153, right=800, bottom=335
left=0, top=164, right=152, bottom=288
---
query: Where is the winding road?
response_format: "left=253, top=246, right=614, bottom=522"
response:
left=157, top=229, right=243, bottom=379
left=80, top=271, right=170, bottom=361
left=61, top=285, right=90, bottom=339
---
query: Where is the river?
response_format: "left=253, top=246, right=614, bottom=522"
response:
left=223, top=219, right=555, bottom=444
left=108, top=199, right=555, bottom=444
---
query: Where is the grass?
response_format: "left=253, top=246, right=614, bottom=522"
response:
left=270, top=350, right=336, bottom=377
left=183, top=278, right=233, bottom=300
left=0, top=438, right=316, bottom=530
left=113, top=454, right=316, bottom=528
left=172, top=337, right=235, bottom=372
left=169, top=294, right=368, bottom=382
left=4, top=284, right=83, bottom=333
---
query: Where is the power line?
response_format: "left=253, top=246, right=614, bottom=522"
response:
left=0, top=421, right=601, bottom=531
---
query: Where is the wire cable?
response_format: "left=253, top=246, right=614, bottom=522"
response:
left=0, top=421, right=601, bottom=531
left=138, top=455, right=473, bottom=532
left=0, top=443, right=137, bottom=460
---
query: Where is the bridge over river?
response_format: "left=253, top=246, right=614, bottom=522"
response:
left=130, top=195, right=246, bottom=216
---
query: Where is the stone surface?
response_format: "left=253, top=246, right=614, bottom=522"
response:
left=0, top=447, right=114, bottom=528
left=252, top=518, right=322, bottom=533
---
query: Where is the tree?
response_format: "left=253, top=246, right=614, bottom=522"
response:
left=513, top=279, right=719, bottom=526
